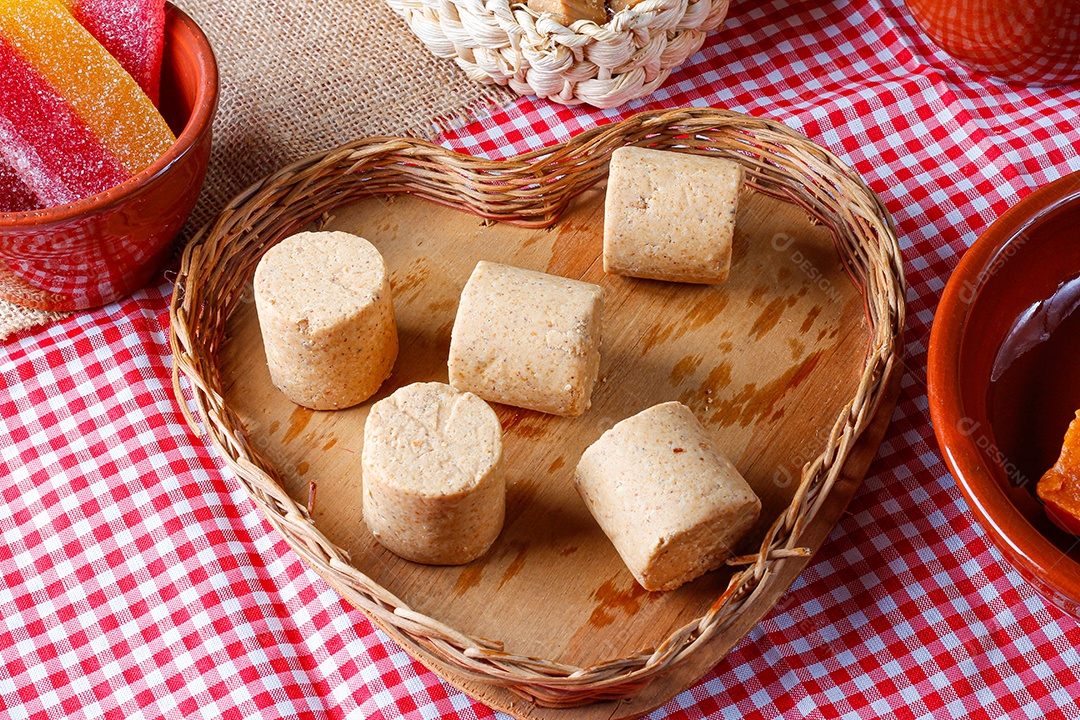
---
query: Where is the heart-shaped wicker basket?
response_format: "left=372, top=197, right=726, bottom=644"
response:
left=170, top=108, right=905, bottom=708
left=386, top=0, right=729, bottom=107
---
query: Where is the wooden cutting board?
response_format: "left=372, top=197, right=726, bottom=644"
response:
left=218, top=182, right=901, bottom=718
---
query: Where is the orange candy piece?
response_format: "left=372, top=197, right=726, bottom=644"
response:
left=0, top=0, right=174, bottom=176
left=68, top=0, right=166, bottom=105
left=1038, top=409, right=1080, bottom=536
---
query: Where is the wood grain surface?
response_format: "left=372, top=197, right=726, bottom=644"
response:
left=218, top=184, right=898, bottom=717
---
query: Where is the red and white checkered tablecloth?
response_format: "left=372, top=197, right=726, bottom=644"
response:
left=3, top=0, right=1080, bottom=717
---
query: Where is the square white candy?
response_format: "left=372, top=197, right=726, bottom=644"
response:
left=575, top=401, right=761, bottom=591
left=448, top=261, right=603, bottom=418
left=603, top=146, right=744, bottom=284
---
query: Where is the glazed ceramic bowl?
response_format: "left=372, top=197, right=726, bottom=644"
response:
left=904, top=0, right=1080, bottom=85
left=0, top=4, right=218, bottom=311
left=929, top=171, right=1080, bottom=620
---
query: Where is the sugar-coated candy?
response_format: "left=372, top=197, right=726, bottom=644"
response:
left=0, top=159, right=40, bottom=213
left=68, top=0, right=166, bottom=104
left=0, top=0, right=175, bottom=208
left=0, top=35, right=129, bottom=208
left=1039, top=410, right=1080, bottom=536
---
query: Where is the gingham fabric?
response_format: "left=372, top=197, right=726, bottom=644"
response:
left=3, top=0, right=1080, bottom=717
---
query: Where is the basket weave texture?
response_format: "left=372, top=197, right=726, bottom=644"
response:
left=170, top=108, right=906, bottom=708
left=385, top=0, right=730, bottom=107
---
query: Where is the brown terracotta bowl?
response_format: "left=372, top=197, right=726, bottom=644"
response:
left=0, top=3, right=218, bottom=311
left=929, top=171, right=1080, bottom=620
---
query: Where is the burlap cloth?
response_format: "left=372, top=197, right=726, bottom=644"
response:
left=0, top=0, right=516, bottom=340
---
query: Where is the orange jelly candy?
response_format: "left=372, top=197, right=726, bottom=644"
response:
left=1038, top=409, right=1080, bottom=536
left=68, top=0, right=166, bottom=105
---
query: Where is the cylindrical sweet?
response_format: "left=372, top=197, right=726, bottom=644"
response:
left=575, top=401, right=762, bottom=591
left=448, top=261, right=603, bottom=418
left=362, top=382, right=505, bottom=565
left=603, top=146, right=744, bottom=284
left=254, top=231, right=398, bottom=410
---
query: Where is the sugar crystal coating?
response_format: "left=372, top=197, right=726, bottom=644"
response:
left=0, top=0, right=175, bottom=182
left=0, top=33, right=130, bottom=208
left=0, top=158, right=40, bottom=212
left=69, top=0, right=166, bottom=104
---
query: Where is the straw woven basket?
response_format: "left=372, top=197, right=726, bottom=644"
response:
left=385, top=0, right=730, bottom=107
left=170, top=108, right=905, bottom=708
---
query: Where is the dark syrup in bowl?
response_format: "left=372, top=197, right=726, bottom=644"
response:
left=988, top=272, right=1080, bottom=552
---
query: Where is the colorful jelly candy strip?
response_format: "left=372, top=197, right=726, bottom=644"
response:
left=68, top=0, right=166, bottom=105
left=0, top=159, right=40, bottom=213
left=0, top=35, right=129, bottom=207
left=0, top=114, right=76, bottom=209
left=0, top=0, right=175, bottom=179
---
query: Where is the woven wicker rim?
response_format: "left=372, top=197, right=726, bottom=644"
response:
left=386, top=0, right=730, bottom=107
left=170, top=108, right=906, bottom=707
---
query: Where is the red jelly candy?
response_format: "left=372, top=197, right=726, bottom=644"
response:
left=68, top=0, right=166, bottom=105
left=0, top=159, right=40, bottom=213
left=0, top=34, right=131, bottom=208
left=0, top=0, right=175, bottom=209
